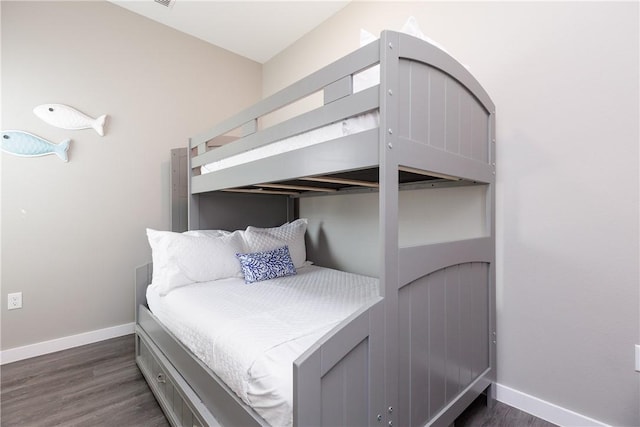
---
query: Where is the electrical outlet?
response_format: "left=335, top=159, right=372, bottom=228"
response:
left=635, top=345, right=640, bottom=373
left=8, top=292, right=22, bottom=310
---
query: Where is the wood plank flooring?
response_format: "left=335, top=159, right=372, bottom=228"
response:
left=455, top=395, right=557, bottom=427
left=1, top=335, right=168, bottom=426
left=1, top=335, right=557, bottom=427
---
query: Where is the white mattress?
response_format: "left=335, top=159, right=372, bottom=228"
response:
left=201, top=111, right=379, bottom=174
left=146, top=265, right=379, bottom=427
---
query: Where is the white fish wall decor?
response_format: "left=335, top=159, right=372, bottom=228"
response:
left=33, top=104, right=107, bottom=136
left=1, top=130, right=71, bottom=162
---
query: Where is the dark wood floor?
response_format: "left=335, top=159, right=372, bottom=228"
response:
left=1, top=335, right=557, bottom=427
left=1, top=335, right=168, bottom=427
left=455, top=395, right=557, bottom=427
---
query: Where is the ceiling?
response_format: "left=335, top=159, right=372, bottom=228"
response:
left=109, top=1, right=350, bottom=63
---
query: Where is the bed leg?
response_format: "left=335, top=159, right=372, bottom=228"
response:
left=485, top=383, right=497, bottom=409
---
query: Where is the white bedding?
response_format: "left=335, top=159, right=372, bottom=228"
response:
left=146, top=265, right=379, bottom=427
left=200, top=111, right=379, bottom=174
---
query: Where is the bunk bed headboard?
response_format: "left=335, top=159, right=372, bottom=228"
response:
left=191, top=191, right=294, bottom=231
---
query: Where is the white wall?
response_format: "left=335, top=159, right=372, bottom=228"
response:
left=1, top=1, right=261, bottom=350
left=301, top=186, right=487, bottom=277
left=264, top=2, right=639, bottom=426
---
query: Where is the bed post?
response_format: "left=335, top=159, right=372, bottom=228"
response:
left=134, top=263, right=152, bottom=322
left=487, top=107, right=498, bottom=409
left=378, top=30, right=401, bottom=427
left=187, top=137, right=200, bottom=231
left=171, top=147, right=189, bottom=232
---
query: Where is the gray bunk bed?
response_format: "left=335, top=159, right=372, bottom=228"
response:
left=135, top=30, right=496, bottom=427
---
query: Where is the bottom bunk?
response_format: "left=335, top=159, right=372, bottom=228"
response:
left=135, top=261, right=385, bottom=427
left=146, top=263, right=380, bottom=426
left=135, top=242, right=494, bottom=427
left=139, top=151, right=495, bottom=426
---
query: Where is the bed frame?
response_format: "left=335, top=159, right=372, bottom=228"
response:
left=135, top=30, right=496, bottom=427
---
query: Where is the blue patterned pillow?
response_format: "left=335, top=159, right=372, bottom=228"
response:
left=236, top=246, right=297, bottom=284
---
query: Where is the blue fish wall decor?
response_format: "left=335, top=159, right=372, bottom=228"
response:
left=1, top=131, right=71, bottom=162
left=33, top=104, right=107, bottom=136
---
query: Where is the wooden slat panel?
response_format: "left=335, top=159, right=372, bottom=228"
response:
left=428, top=69, right=446, bottom=151
left=223, top=188, right=300, bottom=196
left=319, top=306, right=371, bottom=376
left=295, top=299, right=381, bottom=427
left=397, top=286, right=412, bottom=427
left=396, top=33, right=494, bottom=115
left=459, top=91, right=474, bottom=160
left=398, top=260, right=491, bottom=426
left=428, top=269, right=447, bottom=418
left=398, top=59, right=413, bottom=140
left=344, top=339, right=369, bottom=426
left=445, top=78, right=461, bottom=156
left=300, top=176, right=379, bottom=188
left=366, top=298, right=386, bottom=426
left=459, top=263, right=474, bottom=388
left=182, top=400, right=193, bottom=427
left=395, top=56, right=491, bottom=171
left=410, top=276, right=429, bottom=425
left=320, top=339, right=369, bottom=427
left=472, top=101, right=490, bottom=163
left=445, top=265, right=461, bottom=402
left=294, top=351, right=322, bottom=426
left=321, top=361, right=343, bottom=426
left=413, top=62, right=430, bottom=144
left=172, top=383, right=182, bottom=420
left=473, top=263, right=490, bottom=377
left=256, top=183, right=336, bottom=193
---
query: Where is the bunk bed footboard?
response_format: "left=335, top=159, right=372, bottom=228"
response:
left=397, top=238, right=495, bottom=426
left=294, top=299, right=385, bottom=427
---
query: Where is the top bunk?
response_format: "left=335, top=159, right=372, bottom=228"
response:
left=189, top=30, right=495, bottom=197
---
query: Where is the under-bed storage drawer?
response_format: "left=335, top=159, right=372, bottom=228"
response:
left=136, top=330, right=219, bottom=427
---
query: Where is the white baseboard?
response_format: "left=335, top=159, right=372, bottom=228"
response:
left=0, top=322, right=135, bottom=365
left=496, top=383, right=609, bottom=427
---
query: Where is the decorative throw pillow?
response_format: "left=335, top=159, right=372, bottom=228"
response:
left=244, top=218, right=307, bottom=268
left=236, top=246, right=296, bottom=284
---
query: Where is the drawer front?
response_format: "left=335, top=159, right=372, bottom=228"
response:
left=136, top=333, right=207, bottom=427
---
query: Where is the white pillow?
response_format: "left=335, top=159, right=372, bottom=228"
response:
left=146, top=229, right=245, bottom=295
left=184, top=229, right=231, bottom=238
left=354, top=16, right=468, bottom=93
left=244, top=219, right=308, bottom=268
left=353, top=29, right=380, bottom=93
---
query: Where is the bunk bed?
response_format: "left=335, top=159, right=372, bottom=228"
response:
left=135, top=30, right=496, bottom=427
